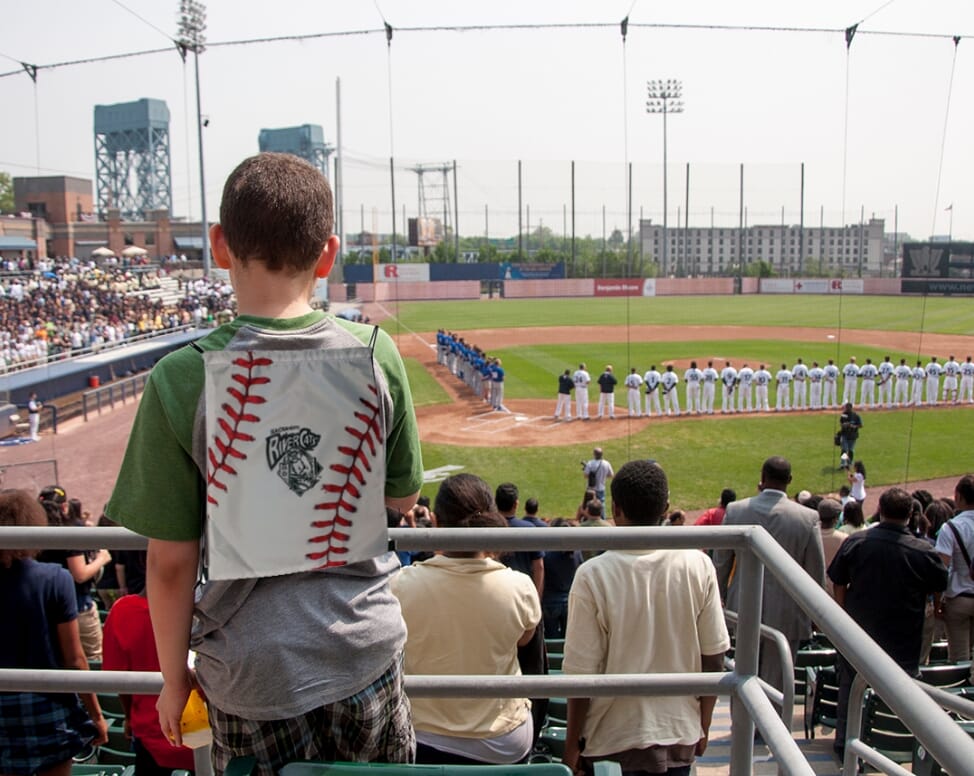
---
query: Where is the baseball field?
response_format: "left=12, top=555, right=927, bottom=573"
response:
left=377, top=294, right=974, bottom=518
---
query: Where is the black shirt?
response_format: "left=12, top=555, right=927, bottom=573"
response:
left=558, top=374, right=574, bottom=395
left=839, top=409, right=862, bottom=440
left=828, top=522, right=947, bottom=673
left=598, top=371, right=617, bottom=394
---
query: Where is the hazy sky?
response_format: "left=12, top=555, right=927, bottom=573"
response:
left=1, top=1, right=972, bottom=242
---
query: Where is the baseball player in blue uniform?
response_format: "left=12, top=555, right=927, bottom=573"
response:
left=644, top=365, right=662, bottom=416
left=555, top=369, right=573, bottom=420
left=596, top=365, right=618, bottom=419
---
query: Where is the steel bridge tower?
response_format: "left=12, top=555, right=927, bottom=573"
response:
left=93, top=98, right=172, bottom=220
left=258, top=124, right=334, bottom=178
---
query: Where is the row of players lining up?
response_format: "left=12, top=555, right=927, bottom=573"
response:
left=435, top=330, right=507, bottom=410
left=556, top=355, right=974, bottom=419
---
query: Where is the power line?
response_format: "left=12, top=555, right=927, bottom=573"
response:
left=106, top=0, right=175, bottom=43
left=1, top=18, right=968, bottom=81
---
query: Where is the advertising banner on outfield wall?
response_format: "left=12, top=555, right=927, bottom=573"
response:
left=374, top=263, right=431, bottom=282
left=760, top=278, right=863, bottom=294
left=594, top=279, right=656, bottom=297
left=499, top=262, right=566, bottom=280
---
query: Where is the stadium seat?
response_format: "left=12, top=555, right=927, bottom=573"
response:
left=803, top=665, right=839, bottom=740
left=547, top=653, right=563, bottom=672
left=927, top=641, right=950, bottom=664
left=918, top=661, right=972, bottom=689
left=71, top=766, right=132, bottom=776
left=793, top=645, right=836, bottom=700
left=546, top=697, right=567, bottom=725
left=857, top=689, right=915, bottom=767
left=96, top=693, right=125, bottom=719
left=94, top=746, right=136, bottom=766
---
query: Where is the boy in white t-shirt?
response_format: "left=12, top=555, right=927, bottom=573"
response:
left=563, top=460, right=730, bottom=775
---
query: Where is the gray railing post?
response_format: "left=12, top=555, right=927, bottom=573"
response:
left=729, top=539, right=763, bottom=775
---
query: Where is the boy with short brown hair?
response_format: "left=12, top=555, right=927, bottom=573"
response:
left=107, top=152, right=422, bottom=774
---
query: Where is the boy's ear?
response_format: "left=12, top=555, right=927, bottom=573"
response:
left=210, top=224, right=231, bottom=270
left=314, top=235, right=340, bottom=279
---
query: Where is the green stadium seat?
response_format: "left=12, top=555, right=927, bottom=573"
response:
left=71, top=766, right=132, bottom=776
left=94, top=746, right=136, bottom=766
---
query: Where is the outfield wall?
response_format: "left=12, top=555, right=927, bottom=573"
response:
left=329, top=276, right=902, bottom=302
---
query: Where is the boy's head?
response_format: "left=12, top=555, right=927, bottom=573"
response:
left=215, top=152, right=336, bottom=275
left=610, top=460, right=669, bottom=526
left=494, top=482, right=519, bottom=514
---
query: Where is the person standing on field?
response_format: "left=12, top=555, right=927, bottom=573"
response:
left=701, top=361, right=719, bottom=414
left=684, top=361, right=703, bottom=415
left=791, top=358, right=809, bottom=410
left=573, top=363, right=592, bottom=420
left=597, top=365, right=617, bottom=420
left=554, top=369, right=573, bottom=421
left=911, top=360, right=926, bottom=406
left=753, top=364, right=772, bottom=412
left=823, top=359, right=840, bottom=409
left=893, top=358, right=912, bottom=407
left=960, top=356, right=974, bottom=404
left=737, top=363, right=754, bottom=413
left=661, top=365, right=681, bottom=416
left=925, top=356, right=943, bottom=406
left=720, top=361, right=738, bottom=414
left=775, top=363, right=792, bottom=412
left=842, top=356, right=860, bottom=406
left=808, top=361, right=825, bottom=410
left=624, top=368, right=643, bottom=417
left=644, top=366, right=662, bottom=417
left=877, top=356, right=895, bottom=408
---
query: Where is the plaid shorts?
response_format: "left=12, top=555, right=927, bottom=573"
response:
left=209, top=656, right=414, bottom=776
left=0, top=691, right=96, bottom=775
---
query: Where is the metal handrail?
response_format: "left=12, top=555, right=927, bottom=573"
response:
left=82, top=372, right=150, bottom=421
left=2, top=525, right=973, bottom=776
left=724, top=608, right=795, bottom=729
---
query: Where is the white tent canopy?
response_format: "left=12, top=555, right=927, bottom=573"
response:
left=90, top=246, right=115, bottom=258
left=120, top=245, right=148, bottom=258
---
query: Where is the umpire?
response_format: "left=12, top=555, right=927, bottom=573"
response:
left=838, top=402, right=862, bottom=469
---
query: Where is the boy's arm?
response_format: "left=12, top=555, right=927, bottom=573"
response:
left=147, top=537, right=199, bottom=747
left=564, top=697, right=591, bottom=775
left=697, top=652, right=725, bottom=755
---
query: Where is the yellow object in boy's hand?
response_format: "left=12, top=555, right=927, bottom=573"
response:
left=179, top=689, right=213, bottom=748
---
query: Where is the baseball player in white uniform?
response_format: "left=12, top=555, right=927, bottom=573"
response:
left=737, top=363, right=754, bottom=412
left=842, top=357, right=860, bottom=406
left=702, top=361, right=719, bottom=414
left=624, top=368, right=643, bottom=416
left=808, top=361, right=825, bottom=410
left=27, top=392, right=41, bottom=441
left=893, top=359, right=912, bottom=407
left=877, top=356, right=895, bottom=408
left=823, top=359, right=840, bottom=409
left=791, top=358, right=809, bottom=410
left=644, top=365, right=662, bottom=416
left=753, top=364, right=771, bottom=411
left=684, top=361, right=703, bottom=414
left=911, top=360, right=926, bottom=406
left=858, top=358, right=878, bottom=408
left=960, top=356, right=974, bottom=404
left=775, top=364, right=792, bottom=411
left=942, top=355, right=961, bottom=403
left=720, top=361, right=737, bottom=414
left=660, top=365, right=681, bottom=416
left=573, top=363, right=592, bottom=419
left=925, top=357, right=942, bottom=406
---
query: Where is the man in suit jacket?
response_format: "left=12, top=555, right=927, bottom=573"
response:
left=714, top=456, right=826, bottom=698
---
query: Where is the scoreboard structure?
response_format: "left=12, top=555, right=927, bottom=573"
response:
left=902, top=242, right=974, bottom=295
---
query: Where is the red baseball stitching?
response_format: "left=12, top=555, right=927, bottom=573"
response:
left=207, top=352, right=271, bottom=507
left=307, top=383, right=383, bottom=568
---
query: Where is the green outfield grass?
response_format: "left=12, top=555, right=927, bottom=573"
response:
left=379, top=295, right=974, bottom=336
left=417, top=407, right=974, bottom=516
left=491, top=341, right=922, bottom=400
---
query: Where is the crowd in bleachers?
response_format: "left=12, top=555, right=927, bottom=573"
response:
left=0, top=258, right=236, bottom=372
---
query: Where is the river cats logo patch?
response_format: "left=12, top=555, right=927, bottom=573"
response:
left=266, top=426, right=323, bottom=496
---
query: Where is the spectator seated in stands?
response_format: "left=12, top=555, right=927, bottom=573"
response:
left=391, top=473, right=541, bottom=765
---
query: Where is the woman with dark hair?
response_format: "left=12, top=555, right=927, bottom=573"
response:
left=838, top=500, right=867, bottom=535
left=574, top=488, right=597, bottom=523
left=848, top=461, right=867, bottom=504
left=0, top=490, right=108, bottom=775
left=37, top=490, right=112, bottom=661
left=391, top=473, right=541, bottom=765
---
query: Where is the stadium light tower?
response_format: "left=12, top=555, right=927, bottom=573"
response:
left=646, top=79, right=684, bottom=277
left=177, top=0, right=210, bottom=275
